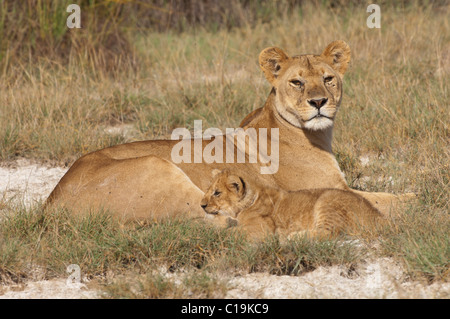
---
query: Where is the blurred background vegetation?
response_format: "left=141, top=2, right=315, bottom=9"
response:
left=0, top=0, right=448, bottom=73
left=0, top=0, right=448, bottom=286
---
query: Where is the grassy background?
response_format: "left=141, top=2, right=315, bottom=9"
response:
left=0, top=0, right=448, bottom=296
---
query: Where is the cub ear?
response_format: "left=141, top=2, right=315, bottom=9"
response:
left=320, top=40, right=351, bottom=77
left=211, top=169, right=222, bottom=178
left=226, top=174, right=246, bottom=197
left=259, top=47, right=289, bottom=85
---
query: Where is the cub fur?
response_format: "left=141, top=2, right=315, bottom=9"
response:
left=201, top=169, right=385, bottom=241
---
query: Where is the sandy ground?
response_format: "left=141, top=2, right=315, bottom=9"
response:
left=0, top=158, right=67, bottom=208
left=0, top=158, right=448, bottom=299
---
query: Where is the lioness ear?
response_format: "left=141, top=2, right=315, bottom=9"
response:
left=320, top=40, right=351, bottom=77
left=227, top=175, right=245, bottom=197
left=259, top=47, right=289, bottom=85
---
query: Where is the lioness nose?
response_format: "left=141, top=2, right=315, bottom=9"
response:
left=308, top=97, right=328, bottom=109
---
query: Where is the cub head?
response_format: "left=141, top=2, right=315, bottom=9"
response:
left=200, top=169, right=248, bottom=218
left=259, top=40, right=351, bottom=131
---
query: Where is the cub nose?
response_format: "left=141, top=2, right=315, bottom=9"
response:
left=200, top=202, right=207, bottom=209
left=307, top=97, right=328, bottom=109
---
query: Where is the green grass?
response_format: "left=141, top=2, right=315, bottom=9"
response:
left=242, top=235, right=366, bottom=276
left=0, top=208, right=242, bottom=280
left=0, top=206, right=368, bottom=295
left=380, top=208, right=449, bottom=282
left=0, top=1, right=448, bottom=295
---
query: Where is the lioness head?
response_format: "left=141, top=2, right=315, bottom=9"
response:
left=259, top=40, right=351, bottom=131
left=200, top=169, right=250, bottom=218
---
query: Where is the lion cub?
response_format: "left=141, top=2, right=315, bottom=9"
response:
left=201, top=169, right=385, bottom=241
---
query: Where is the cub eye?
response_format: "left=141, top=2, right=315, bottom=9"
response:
left=289, top=79, right=303, bottom=88
left=324, top=76, right=334, bottom=83
left=213, top=190, right=221, bottom=197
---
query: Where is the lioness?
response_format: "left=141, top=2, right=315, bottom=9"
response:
left=201, top=169, right=385, bottom=241
left=46, top=40, right=411, bottom=220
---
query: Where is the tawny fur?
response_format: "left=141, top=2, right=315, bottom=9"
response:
left=201, top=169, right=385, bottom=241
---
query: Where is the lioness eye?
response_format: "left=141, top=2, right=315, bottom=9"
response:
left=289, top=80, right=303, bottom=88
left=324, top=76, right=333, bottom=83
left=213, top=190, right=221, bottom=196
